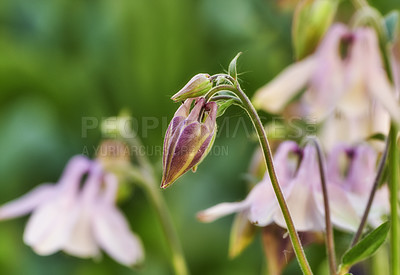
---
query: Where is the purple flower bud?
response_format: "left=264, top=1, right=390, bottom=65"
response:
left=161, top=98, right=218, bottom=188
left=170, top=74, right=213, bottom=102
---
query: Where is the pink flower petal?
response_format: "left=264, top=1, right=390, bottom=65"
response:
left=253, top=57, right=317, bottom=113
left=23, top=196, right=80, bottom=255
left=197, top=201, right=250, bottom=223
left=92, top=176, right=144, bottom=266
left=0, top=184, right=55, bottom=220
left=92, top=204, right=144, bottom=266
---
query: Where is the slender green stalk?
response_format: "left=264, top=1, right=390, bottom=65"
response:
left=351, top=139, right=389, bottom=246
left=388, top=124, right=399, bottom=275
left=308, top=137, right=337, bottom=275
left=122, top=166, right=190, bottom=275
left=213, top=79, right=312, bottom=274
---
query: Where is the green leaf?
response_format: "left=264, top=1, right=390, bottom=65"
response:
left=216, top=98, right=235, bottom=117
left=228, top=52, right=242, bottom=80
left=341, top=221, right=390, bottom=269
left=383, top=11, right=399, bottom=43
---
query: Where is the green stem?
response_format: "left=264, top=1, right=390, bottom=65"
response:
left=389, top=124, right=399, bottom=275
left=351, top=138, right=389, bottom=246
left=214, top=82, right=313, bottom=274
left=125, top=167, right=190, bottom=275
left=308, top=137, right=337, bottom=275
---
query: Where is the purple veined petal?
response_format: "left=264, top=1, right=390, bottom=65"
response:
left=162, top=121, right=208, bottom=187
left=197, top=201, right=251, bottom=223
left=253, top=56, right=317, bottom=113
left=92, top=203, right=144, bottom=266
left=0, top=184, right=56, bottom=220
left=173, top=98, right=194, bottom=118
left=315, top=184, right=360, bottom=232
left=163, top=116, right=186, bottom=166
left=203, top=101, right=218, bottom=131
left=305, top=24, right=349, bottom=120
left=186, top=97, right=205, bottom=122
left=23, top=194, right=81, bottom=255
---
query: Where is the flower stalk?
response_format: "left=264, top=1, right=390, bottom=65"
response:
left=308, top=137, right=337, bottom=275
left=207, top=75, right=313, bottom=274
left=388, top=124, right=399, bottom=275
left=124, top=166, right=190, bottom=275
left=351, top=138, right=389, bottom=246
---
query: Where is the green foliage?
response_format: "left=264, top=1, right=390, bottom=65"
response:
left=341, top=221, right=390, bottom=271
left=383, top=10, right=399, bottom=42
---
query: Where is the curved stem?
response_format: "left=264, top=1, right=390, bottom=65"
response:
left=351, top=138, right=389, bottom=246
left=209, top=95, right=241, bottom=104
left=308, top=137, right=337, bottom=275
left=217, top=82, right=313, bottom=274
left=204, top=85, right=236, bottom=102
left=388, top=125, right=399, bottom=275
left=124, top=167, right=190, bottom=275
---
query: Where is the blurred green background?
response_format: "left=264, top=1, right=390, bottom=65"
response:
left=0, top=0, right=398, bottom=274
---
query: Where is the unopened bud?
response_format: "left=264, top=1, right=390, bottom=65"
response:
left=293, top=0, right=337, bottom=60
left=171, top=74, right=212, bottom=102
left=161, top=98, right=218, bottom=188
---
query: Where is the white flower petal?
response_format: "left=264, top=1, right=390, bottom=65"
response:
left=63, top=165, right=103, bottom=258
left=197, top=201, right=250, bottom=223
left=0, top=184, right=55, bottom=220
left=247, top=182, right=278, bottom=226
left=23, top=195, right=79, bottom=255
left=274, top=145, right=324, bottom=231
left=92, top=204, right=144, bottom=267
left=63, top=209, right=99, bottom=258
left=274, top=182, right=324, bottom=232
left=306, top=24, right=349, bottom=120
left=315, top=184, right=360, bottom=232
left=253, top=57, right=317, bottom=113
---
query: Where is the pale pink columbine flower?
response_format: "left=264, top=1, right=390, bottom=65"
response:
left=326, top=143, right=389, bottom=227
left=253, top=24, right=400, bottom=148
left=0, top=156, right=144, bottom=267
left=197, top=141, right=360, bottom=232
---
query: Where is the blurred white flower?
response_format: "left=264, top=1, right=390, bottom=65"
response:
left=326, top=143, right=389, bottom=227
left=0, top=156, right=144, bottom=267
left=253, top=24, right=399, bottom=148
left=197, top=141, right=359, bottom=232
left=198, top=141, right=388, bottom=233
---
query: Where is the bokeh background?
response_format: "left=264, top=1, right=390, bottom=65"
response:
left=0, top=0, right=398, bottom=274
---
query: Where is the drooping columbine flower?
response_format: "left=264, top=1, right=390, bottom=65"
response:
left=198, top=141, right=360, bottom=232
left=253, top=23, right=400, bottom=146
left=0, top=156, right=144, bottom=267
left=326, top=143, right=389, bottom=227
left=171, top=74, right=213, bottom=102
left=161, top=98, right=217, bottom=188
